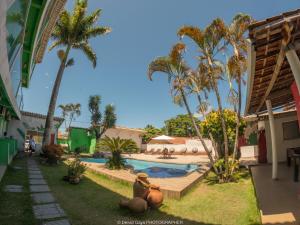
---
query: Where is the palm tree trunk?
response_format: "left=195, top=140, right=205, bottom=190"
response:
left=196, top=93, right=220, bottom=159
left=211, top=80, right=229, bottom=171
left=232, top=78, right=242, bottom=159
left=179, top=89, right=219, bottom=174
left=42, top=46, right=71, bottom=146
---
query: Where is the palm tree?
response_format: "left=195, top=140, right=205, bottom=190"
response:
left=42, top=0, right=111, bottom=146
left=178, top=19, right=230, bottom=171
left=148, top=43, right=218, bottom=174
left=99, top=136, right=138, bottom=169
left=88, top=95, right=117, bottom=140
left=224, top=14, right=252, bottom=159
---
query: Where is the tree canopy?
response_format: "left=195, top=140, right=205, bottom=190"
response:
left=142, top=124, right=163, bottom=143
left=164, top=114, right=200, bottom=137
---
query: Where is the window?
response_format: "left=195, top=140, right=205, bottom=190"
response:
left=282, top=121, right=300, bottom=140
left=6, top=0, right=29, bottom=63
left=10, top=49, right=22, bottom=97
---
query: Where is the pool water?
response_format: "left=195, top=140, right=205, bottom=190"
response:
left=80, top=158, right=198, bottom=178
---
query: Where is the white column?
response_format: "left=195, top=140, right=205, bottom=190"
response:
left=286, top=48, right=300, bottom=93
left=266, top=100, right=278, bottom=180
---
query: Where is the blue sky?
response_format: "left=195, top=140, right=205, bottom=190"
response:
left=23, top=0, right=300, bottom=129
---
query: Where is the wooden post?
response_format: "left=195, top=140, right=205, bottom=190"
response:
left=286, top=48, right=300, bottom=94
left=266, top=100, right=278, bottom=180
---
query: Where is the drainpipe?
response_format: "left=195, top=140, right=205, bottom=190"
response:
left=266, top=100, right=278, bottom=180
left=286, top=47, right=300, bottom=94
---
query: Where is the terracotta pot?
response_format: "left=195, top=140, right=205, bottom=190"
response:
left=119, top=197, right=148, bottom=213
left=147, top=186, right=163, bottom=208
left=133, top=180, right=149, bottom=200
left=69, top=176, right=80, bottom=184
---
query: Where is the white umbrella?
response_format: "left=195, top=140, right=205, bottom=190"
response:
left=152, top=135, right=174, bottom=156
left=152, top=135, right=174, bottom=140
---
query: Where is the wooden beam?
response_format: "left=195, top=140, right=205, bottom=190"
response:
left=255, top=23, right=292, bottom=113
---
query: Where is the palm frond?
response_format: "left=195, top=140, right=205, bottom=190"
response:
left=147, top=56, right=172, bottom=81
left=85, top=26, right=111, bottom=39
left=177, top=26, right=204, bottom=48
left=73, top=43, right=97, bottom=67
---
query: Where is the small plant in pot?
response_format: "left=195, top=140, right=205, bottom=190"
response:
left=64, top=157, right=87, bottom=184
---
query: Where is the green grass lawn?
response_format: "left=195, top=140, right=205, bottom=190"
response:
left=0, top=157, right=39, bottom=225
left=40, top=161, right=261, bottom=225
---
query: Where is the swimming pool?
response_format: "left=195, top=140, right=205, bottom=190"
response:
left=80, top=158, right=199, bottom=178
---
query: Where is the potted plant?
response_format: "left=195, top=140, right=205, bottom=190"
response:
left=64, top=157, right=87, bottom=184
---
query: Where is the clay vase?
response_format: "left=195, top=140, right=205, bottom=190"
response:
left=133, top=180, right=149, bottom=200
left=119, top=197, right=148, bottom=213
left=147, top=186, right=163, bottom=209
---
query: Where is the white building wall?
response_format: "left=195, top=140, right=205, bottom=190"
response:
left=0, top=0, right=21, bottom=118
left=146, top=139, right=214, bottom=155
left=103, top=128, right=144, bottom=149
left=7, top=114, right=61, bottom=151
left=264, top=114, right=300, bottom=162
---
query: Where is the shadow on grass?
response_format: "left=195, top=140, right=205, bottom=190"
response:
left=40, top=161, right=219, bottom=225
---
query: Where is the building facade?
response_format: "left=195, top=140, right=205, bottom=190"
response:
left=59, top=126, right=145, bottom=153
left=0, top=0, right=66, bottom=168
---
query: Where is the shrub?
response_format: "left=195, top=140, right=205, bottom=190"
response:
left=99, top=136, right=138, bottom=169
left=43, top=144, right=64, bottom=164
left=66, top=157, right=87, bottom=184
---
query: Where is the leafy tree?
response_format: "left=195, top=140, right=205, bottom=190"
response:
left=148, top=43, right=218, bottom=174
left=59, top=103, right=81, bottom=150
left=224, top=14, right=253, bottom=159
left=88, top=95, right=117, bottom=140
left=178, top=19, right=231, bottom=172
left=99, top=136, right=138, bottom=169
left=164, top=114, right=200, bottom=137
left=142, top=125, right=163, bottom=143
left=200, top=109, right=246, bottom=156
left=42, top=0, right=111, bottom=146
left=59, top=103, right=81, bottom=131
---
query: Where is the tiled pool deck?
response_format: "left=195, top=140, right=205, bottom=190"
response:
left=84, top=154, right=210, bottom=199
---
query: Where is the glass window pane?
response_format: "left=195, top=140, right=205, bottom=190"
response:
left=6, top=0, right=28, bottom=62
left=10, top=49, right=22, bottom=97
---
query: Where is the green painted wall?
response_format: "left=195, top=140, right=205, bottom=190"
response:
left=0, top=138, right=18, bottom=165
left=68, top=128, right=96, bottom=154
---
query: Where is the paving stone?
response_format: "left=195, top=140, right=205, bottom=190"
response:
left=4, top=185, right=23, bottom=192
left=31, top=192, right=55, bottom=204
left=29, top=174, right=44, bottom=179
left=30, top=185, right=50, bottom=192
left=42, top=219, right=71, bottom=225
left=28, top=167, right=41, bottom=171
left=29, top=178, right=46, bottom=185
left=33, top=203, right=65, bottom=219
left=13, top=166, right=23, bottom=170
left=29, top=170, right=42, bottom=175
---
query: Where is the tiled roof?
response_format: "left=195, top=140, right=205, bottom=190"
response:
left=21, top=111, right=64, bottom=122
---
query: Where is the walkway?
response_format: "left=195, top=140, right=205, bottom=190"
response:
left=251, top=164, right=300, bottom=225
left=27, top=158, right=70, bottom=225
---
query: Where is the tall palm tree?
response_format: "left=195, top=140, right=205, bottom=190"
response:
left=178, top=19, right=230, bottom=170
left=148, top=43, right=218, bottom=174
left=42, top=0, right=111, bottom=146
left=224, top=14, right=252, bottom=159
